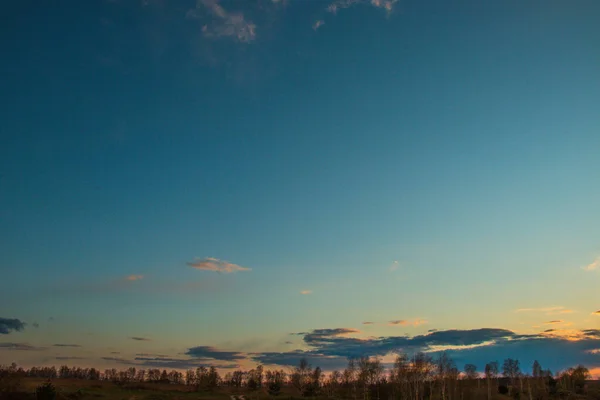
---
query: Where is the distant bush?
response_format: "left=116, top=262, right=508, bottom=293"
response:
left=0, top=373, right=21, bottom=394
left=35, top=382, right=56, bottom=400
left=267, top=381, right=281, bottom=396
left=498, top=385, right=509, bottom=395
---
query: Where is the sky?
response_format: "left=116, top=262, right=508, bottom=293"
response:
left=1, top=0, right=600, bottom=377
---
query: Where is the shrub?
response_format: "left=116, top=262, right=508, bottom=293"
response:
left=35, top=382, right=56, bottom=400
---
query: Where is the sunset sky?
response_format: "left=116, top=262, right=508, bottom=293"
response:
left=1, top=0, right=599, bottom=376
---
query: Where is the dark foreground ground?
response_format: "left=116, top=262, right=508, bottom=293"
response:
left=2, top=378, right=600, bottom=400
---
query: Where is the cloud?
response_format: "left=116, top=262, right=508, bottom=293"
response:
left=389, top=318, right=427, bottom=327
left=187, top=0, right=256, bottom=43
left=515, top=306, right=574, bottom=315
left=582, top=257, right=599, bottom=271
left=312, top=20, right=324, bottom=31
left=0, top=342, right=45, bottom=351
left=125, top=275, right=144, bottom=281
left=53, top=344, right=81, bottom=347
left=545, top=320, right=563, bottom=324
left=300, top=290, right=312, bottom=295
left=326, top=0, right=398, bottom=15
left=187, top=257, right=251, bottom=273
left=0, top=318, right=26, bottom=334
left=251, top=350, right=349, bottom=370
left=56, top=356, right=86, bottom=360
left=136, top=353, right=169, bottom=357
left=251, top=327, right=600, bottom=373
left=131, top=355, right=239, bottom=369
left=362, top=321, right=375, bottom=325
left=389, top=261, right=399, bottom=272
left=593, top=310, right=600, bottom=316
left=129, top=336, right=151, bottom=341
left=185, top=346, right=246, bottom=361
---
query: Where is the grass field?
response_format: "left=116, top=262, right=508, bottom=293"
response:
left=8, top=378, right=600, bottom=400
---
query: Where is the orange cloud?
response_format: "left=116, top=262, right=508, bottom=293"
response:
left=187, top=257, right=251, bottom=273
left=300, top=290, right=312, bottom=295
left=516, top=306, right=573, bottom=315
left=592, top=310, right=600, bottom=316
left=125, top=275, right=144, bottom=281
left=582, top=257, right=599, bottom=271
left=545, top=320, right=563, bottom=324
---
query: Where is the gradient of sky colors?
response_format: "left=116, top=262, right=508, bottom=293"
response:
left=1, top=0, right=599, bottom=376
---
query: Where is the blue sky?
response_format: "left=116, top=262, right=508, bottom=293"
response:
left=1, top=0, right=599, bottom=375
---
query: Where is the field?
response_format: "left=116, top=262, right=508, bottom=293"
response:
left=6, top=377, right=600, bottom=400
left=11, top=378, right=295, bottom=400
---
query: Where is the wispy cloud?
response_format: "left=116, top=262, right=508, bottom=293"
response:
left=185, top=346, right=246, bottom=361
left=300, top=290, right=312, bottom=295
left=362, top=321, right=374, bottom=325
left=389, top=318, right=427, bottom=327
left=545, top=320, right=563, bottom=325
left=0, top=318, right=26, bottom=334
left=515, top=306, right=573, bottom=315
left=389, top=260, right=399, bottom=272
left=53, top=344, right=81, bottom=347
left=125, top=275, right=144, bottom=281
left=312, top=20, right=324, bottom=31
left=187, top=0, right=256, bottom=43
left=187, top=257, right=251, bottom=273
left=0, top=342, right=45, bottom=351
left=56, top=356, right=86, bottom=360
left=582, top=257, right=600, bottom=271
left=129, top=336, right=151, bottom=341
left=327, top=0, right=398, bottom=15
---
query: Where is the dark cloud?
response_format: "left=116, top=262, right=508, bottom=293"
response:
left=250, top=350, right=348, bottom=370
left=254, top=327, right=600, bottom=373
left=101, top=355, right=237, bottom=370
left=185, top=346, right=245, bottom=361
left=135, top=353, right=169, bottom=357
left=0, top=318, right=26, bottom=334
left=101, top=356, right=131, bottom=364
left=53, top=344, right=81, bottom=347
left=293, top=327, right=514, bottom=360
left=582, top=329, right=600, bottom=338
left=0, top=342, right=45, bottom=351
left=56, top=356, right=85, bottom=360
left=32, top=322, right=40, bottom=329
left=110, top=351, right=121, bottom=354
left=362, top=322, right=375, bottom=325
left=303, top=328, right=360, bottom=343
left=129, top=336, right=151, bottom=341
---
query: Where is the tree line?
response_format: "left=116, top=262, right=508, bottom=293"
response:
left=0, top=352, right=595, bottom=400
